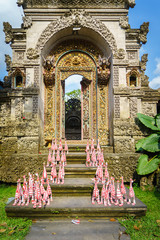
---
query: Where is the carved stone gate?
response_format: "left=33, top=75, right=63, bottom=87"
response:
left=44, top=40, right=109, bottom=144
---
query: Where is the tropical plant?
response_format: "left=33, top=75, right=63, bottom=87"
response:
left=65, top=89, right=81, bottom=102
left=136, top=113, right=160, bottom=176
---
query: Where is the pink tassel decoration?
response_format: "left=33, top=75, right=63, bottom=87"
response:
left=64, top=138, right=68, bottom=154
left=85, top=139, right=90, bottom=152
left=116, top=180, right=123, bottom=207
left=120, top=176, right=127, bottom=202
left=128, top=178, right=136, bottom=205
left=59, top=139, right=63, bottom=151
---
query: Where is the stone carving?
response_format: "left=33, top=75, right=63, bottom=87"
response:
left=140, top=54, right=148, bottom=72
left=141, top=72, right=149, bottom=87
left=114, top=96, right=120, bottom=118
left=113, top=66, right=119, bottom=87
left=115, top=48, right=125, bottom=59
left=127, top=0, right=135, bottom=8
left=23, top=16, right=32, bottom=29
left=138, top=22, right=149, bottom=44
left=130, top=97, right=137, bottom=118
left=20, top=0, right=135, bottom=9
left=3, top=22, right=13, bottom=44
left=36, top=9, right=117, bottom=54
left=97, top=55, right=111, bottom=84
left=26, top=48, right=39, bottom=59
left=17, top=0, right=24, bottom=6
left=5, top=55, right=12, bottom=72
left=17, top=52, right=24, bottom=61
left=142, top=102, right=156, bottom=117
left=127, top=51, right=137, bottom=60
left=43, top=55, right=55, bottom=85
left=119, top=16, right=129, bottom=29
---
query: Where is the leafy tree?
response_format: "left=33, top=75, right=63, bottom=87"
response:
left=136, top=113, right=160, bottom=176
left=65, top=89, right=81, bottom=102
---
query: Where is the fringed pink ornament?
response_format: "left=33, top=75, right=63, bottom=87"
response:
left=97, top=139, right=101, bottom=152
left=104, top=162, right=109, bottom=179
left=51, top=163, right=57, bottom=183
left=64, top=138, right=68, bottom=154
left=47, top=149, right=52, bottom=167
left=56, top=149, right=60, bottom=162
left=85, top=139, right=90, bottom=152
left=128, top=178, right=136, bottom=205
left=120, top=176, right=127, bottom=202
left=51, top=139, right=55, bottom=152
left=59, top=139, right=63, bottom=151
left=13, top=179, right=21, bottom=206
left=86, top=151, right=91, bottom=167
left=43, top=162, right=48, bottom=182
left=54, top=139, right=58, bottom=151
left=116, top=180, right=123, bottom=207
left=91, top=139, right=95, bottom=153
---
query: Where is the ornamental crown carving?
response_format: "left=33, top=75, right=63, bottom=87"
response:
left=23, top=16, right=32, bottom=29
left=36, top=9, right=117, bottom=54
left=138, top=22, right=149, bottom=44
left=140, top=54, right=148, bottom=72
left=26, top=48, right=39, bottom=59
left=114, top=48, right=126, bottom=59
left=119, top=16, right=130, bottom=29
left=3, top=22, right=13, bottom=44
left=5, top=55, right=12, bottom=72
left=97, top=55, right=111, bottom=84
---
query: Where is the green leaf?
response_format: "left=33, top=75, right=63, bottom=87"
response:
left=139, top=134, right=160, bottom=152
left=136, top=138, right=146, bottom=151
left=155, top=113, right=160, bottom=129
left=137, top=113, right=158, bottom=131
left=137, top=154, right=160, bottom=175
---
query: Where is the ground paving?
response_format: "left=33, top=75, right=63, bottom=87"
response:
left=25, top=219, right=130, bottom=240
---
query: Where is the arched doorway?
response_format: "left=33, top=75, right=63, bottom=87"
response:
left=43, top=39, right=110, bottom=145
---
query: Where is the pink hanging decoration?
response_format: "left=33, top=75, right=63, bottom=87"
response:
left=100, top=149, right=105, bottom=167
left=13, top=179, right=21, bottom=206
left=47, top=149, right=52, bottom=167
left=51, top=163, right=57, bottom=183
left=104, top=182, right=111, bottom=206
left=116, top=180, right=123, bottom=207
left=97, top=151, right=101, bottom=166
left=86, top=151, right=91, bottom=167
left=61, top=150, right=64, bottom=163
left=100, top=181, right=106, bottom=204
left=128, top=178, right=136, bottom=205
left=110, top=177, right=116, bottom=205
left=56, top=150, right=60, bottom=162
left=54, top=139, right=58, bottom=151
left=42, top=189, right=49, bottom=207
left=28, top=173, right=34, bottom=204
left=91, top=149, right=97, bottom=167
left=58, top=163, right=64, bottom=184
left=63, top=151, right=67, bottom=166
left=40, top=177, right=45, bottom=196
left=51, top=151, right=56, bottom=166
left=59, top=139, right=63, bottom=151
left=64, top=138, right=68, bottom=154
left=91, top=180, right=100, bottom=204
left=91, top=139, right=95, bottom=153
left=51, top=139, right=55, bottom=152
left=97, top=139, right=101, bottom=152
left=120, top=176, right=127, bottom=202
left=43, top=162, right=48, bottom=182
left=85, top=139, right=90, bottom=152
left=104, top=162, right=109, bottom=179
left=47, top=180, right=53, bottom=203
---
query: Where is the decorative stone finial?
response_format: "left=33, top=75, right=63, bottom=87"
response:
left=23, top=16, right=32, bottom=29
left=5, top=55, right=12, bottom=72
left=140, top=54, right=148, bottom=72
left=3, top=22, right=13, bottom=44
left=17, top=0, right=24, bottom=7
left=127, top=0, right=136, bottom=8
left=138, top=22, right=149, bottom=44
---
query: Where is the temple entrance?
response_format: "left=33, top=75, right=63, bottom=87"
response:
left=65, top=75, right=82, bottom=140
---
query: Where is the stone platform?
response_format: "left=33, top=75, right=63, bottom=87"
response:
left=5, top=145, right=147, bottom=219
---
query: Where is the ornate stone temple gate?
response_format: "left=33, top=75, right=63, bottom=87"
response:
left=0, top=0, right=160, bottom=183
left=43, top=41, right=110, bottom=144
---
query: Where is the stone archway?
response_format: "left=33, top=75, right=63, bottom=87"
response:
left=43, top=39, right=110, bottom=145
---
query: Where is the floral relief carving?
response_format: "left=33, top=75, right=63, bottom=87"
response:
left=26, top=48, right=39, bottom=60
left=36, top=9, right=117, bottom=54
left=119, top=16, right=129, bottom=29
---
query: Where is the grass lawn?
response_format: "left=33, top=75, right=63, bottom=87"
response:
left=0, top=184, right=32, bottom=240
left=119, top=185, right=160, bottom=240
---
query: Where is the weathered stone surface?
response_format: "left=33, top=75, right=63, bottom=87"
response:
left=114, top=137, right=135, bottom=153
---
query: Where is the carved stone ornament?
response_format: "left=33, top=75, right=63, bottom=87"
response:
left=141, top=72, right=149, bottom=87
left=97, top=55, right=111, bottom=84
left=23, top=16, right=32, bottom=29
left=119, top=16, right=129, bottom=29
left=3, top=22, right=13, bottom=44
left=36, top=9, right=117, bottom=54
left=5, top=55, right=12, bottom=72
left=18, top=0, right=135, bottom=9
left=43, top=55, right=55, bottom=85
left=26, top=48, right=39, bottom=60
left=127, top=0, right=136, bottom=8
left=115, top=48, right=125, bottom=59
left=138, top=22, right=149, bottom=44
left=140, top=54, right=148, bottom=72
left=17, top=0, right=24, bottom=6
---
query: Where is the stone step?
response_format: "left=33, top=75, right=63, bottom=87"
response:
left=47, top=164, right=96, bottom=178
left=47, top=178, right=94, bottom=196
left=6, top=196, right=147, bottom=219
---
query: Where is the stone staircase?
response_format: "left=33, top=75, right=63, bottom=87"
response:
left=5, top=144, right=147, bottom=219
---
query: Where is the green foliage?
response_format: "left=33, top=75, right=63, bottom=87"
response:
left=136, top=113, right=160, bottom=176
left=137, top=154, right=160, bottom=175
left=0, top=184, right=32, bottom=240
left=65, top=89, right=81, bottom=102
left=119, top=186, right=160, bottom=240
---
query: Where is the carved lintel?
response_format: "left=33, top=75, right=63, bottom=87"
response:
left=3, top=22, right=13, bottom=44
left=5, top=55, right=12, bottom=72
left=140, top=54, right=148, bottom=72
left=23, top=16, right=32, bottom=29
left=26, top=48, right=39, bottom=59
left=119, top=16, right=130, bottom=29
left=138, top=22, right=149, bottom=44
